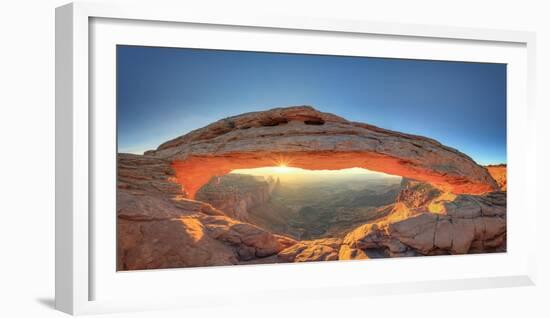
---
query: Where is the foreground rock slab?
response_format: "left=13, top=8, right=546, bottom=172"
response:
left=278, top=238, right=342, bottom=262
left=117, top=153, right=293, bottom=270
left=339, top=180, right=506, bottom=259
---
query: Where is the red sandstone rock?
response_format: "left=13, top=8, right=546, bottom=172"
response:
left=117, top=153, right=292, bottom=270
left=278, top=238, right=342, bottom=262
left=145, top=106, right=499, bottom=198
left=339, top=181, right=506, bottom=259
left=195, top=174, right=276, bottom=222
left=486, top=164, right=507, bottom=191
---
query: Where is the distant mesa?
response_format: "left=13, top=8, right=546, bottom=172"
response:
left=144, top=106, right=499, bottom=198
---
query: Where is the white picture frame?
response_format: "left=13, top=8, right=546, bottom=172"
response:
left=55, top=1, right=537, bottom=315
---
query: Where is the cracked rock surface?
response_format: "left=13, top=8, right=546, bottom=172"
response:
left=339, top=180, right=506, bottom=259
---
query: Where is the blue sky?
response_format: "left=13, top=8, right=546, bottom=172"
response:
left=117, top=45, right=506, bottom=165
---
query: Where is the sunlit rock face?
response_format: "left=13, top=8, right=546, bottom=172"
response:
left=278, top=238, right=342, bottom=262
left=117, top=153, right=293, bottom=270
left=145, top=106, right=498, bottom=198
left=339, top=180, right=506, bottom=259
left=486, top=164, right=507, bottom=191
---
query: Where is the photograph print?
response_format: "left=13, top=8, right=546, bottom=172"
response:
left=116, top=46, right=507, bottom=271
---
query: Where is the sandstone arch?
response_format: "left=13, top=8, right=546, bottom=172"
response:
left=146, top=106, right=498, bottom=199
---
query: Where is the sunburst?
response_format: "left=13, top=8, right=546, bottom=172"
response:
left=272, top=155, right=294, bottom=168
left=273, top=164, right=292, bottom=173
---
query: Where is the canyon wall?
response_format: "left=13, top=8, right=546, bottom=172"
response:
left=195, top=174, right=277, bottom=222
left=486, top=164, right=507, bottom=191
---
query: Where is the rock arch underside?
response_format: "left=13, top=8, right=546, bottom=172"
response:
left=117, top=106, right=506, bottom=270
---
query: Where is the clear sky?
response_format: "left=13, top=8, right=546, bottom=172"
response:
left=117, top=45, right=506, bottom=165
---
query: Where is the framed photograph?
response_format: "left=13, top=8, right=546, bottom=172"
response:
left=56, top=2, right=537, bottom=315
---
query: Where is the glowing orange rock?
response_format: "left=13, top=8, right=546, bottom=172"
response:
left=486, top=164, right=507, bottom=191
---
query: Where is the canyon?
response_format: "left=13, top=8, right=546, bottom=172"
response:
left=117, top=106, right=506, bottom=270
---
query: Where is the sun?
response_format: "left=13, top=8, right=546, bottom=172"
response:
left=273, top=164, right=292, bottom=173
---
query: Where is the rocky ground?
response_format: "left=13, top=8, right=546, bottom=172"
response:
left=117, top=106, right=506, bottom=270
left=117, top=154, right=295, bottom=270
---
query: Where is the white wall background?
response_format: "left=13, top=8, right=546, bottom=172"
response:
left=0, top=0, right=547, bottom=317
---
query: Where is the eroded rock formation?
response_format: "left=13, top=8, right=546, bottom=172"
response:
left=486, top=164, right=507, bottom=191
left=195, top=174, right=277, bottom=222
left=278, top=238, right=342, bottom=262
left=117, top=106, right=506, bottom=269
left=117, top=154, right=293, bottom=270
left=145, top=106, right=498, bottom=198
left=339, top=180, right=506, bottom=259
